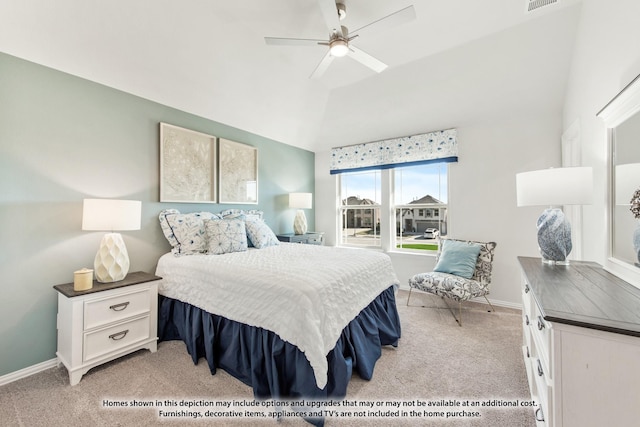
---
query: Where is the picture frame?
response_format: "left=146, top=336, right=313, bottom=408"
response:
left=160, top=123, right=217, bottom=203
left=218, top=138, right=258, bottom=204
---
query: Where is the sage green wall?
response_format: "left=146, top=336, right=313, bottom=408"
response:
left=0, top=52, right=315, bottom=376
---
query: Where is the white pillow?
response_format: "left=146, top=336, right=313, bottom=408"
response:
left=245, top=218, right=279, bottom=249
left=158, top=209, right=221, bottom=255
left=205, top=219, right=248, bottom=255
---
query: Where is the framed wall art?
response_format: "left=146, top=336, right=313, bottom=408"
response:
left=218, top=138, right=258, bottom=204
left=160, top=123, right=217, bottom=203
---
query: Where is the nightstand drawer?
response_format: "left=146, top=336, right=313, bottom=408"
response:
left=83, top=315, right=150, bottom=362
left=84, top=288, right=152, bottom=330
left=305, top=235, right=324, bottom=245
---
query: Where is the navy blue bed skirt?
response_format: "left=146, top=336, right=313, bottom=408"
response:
left=158, top=286, right=401, bottom=402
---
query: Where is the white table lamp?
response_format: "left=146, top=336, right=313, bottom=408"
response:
left=82, top=199, right=141, bottom=282
left=516, top=167, right=593, bottom=264
left=289, top=193, right=312, bottom=235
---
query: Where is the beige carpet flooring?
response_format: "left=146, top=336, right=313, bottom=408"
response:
left=0, top=290, right=535, bottom=426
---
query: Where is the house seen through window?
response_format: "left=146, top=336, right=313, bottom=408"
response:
left=339, top=163, right=448, bottom=252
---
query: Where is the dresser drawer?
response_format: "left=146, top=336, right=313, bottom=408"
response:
left=83, top=315, right=150, bottom=362
left=84, top=288, right=152, bottom=330
left=530, top=297, right=552, bottom=379
left=532, top=356, right=552, bottom=426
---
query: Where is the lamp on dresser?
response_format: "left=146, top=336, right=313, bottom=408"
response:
left=516, top=166, right=593, bottom=265
left=289, top=192, right=312, bottom=235
left=82, top=198, right=141, bottom=282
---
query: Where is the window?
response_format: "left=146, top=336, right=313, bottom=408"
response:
left=394, top=163, right=448, bottom=252
left=338, top=163, right=448, bottom=252
left=339, top=170, right=381, bottom=248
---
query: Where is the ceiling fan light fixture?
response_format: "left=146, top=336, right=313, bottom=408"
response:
left=329, top=39, right=349, bottom=57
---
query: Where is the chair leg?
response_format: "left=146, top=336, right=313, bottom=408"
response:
left=407, top=287, right=413, bottom=306
left=484, top=295, right=496, bottom=313
left=439, top=296, right=463, bottom=327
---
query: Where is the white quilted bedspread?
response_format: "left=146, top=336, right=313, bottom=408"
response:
left=155, top=243, right=399, bottom=389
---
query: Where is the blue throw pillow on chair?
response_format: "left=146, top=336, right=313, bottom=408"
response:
left=433, top=239, right=482, bottom=279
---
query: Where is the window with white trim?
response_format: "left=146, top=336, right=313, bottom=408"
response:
left=339, top=170, right=381, bottom=248
left=338, top=163, right=448, bottom=252
left=394, top=163, right=448, bottom=252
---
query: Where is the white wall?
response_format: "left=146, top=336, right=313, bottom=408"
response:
left=562, top=0, right=640, bottom=287
left=315, top=113, right=562, bottom=307
left=312, top=3, right=582, bottom=307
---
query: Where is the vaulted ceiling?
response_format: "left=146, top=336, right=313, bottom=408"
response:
left=0, top=0, right=582, bottom=152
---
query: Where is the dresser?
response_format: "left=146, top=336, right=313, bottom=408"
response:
left=54, top=271, right=161, bottom=385
left=518, top=257, right=640, bottom=427
left=276, top=231, right=324, bottom=245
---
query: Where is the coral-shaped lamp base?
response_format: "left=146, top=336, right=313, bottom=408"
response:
left=94, top=233, right=130, bottom=283
left=293, top=210, right=308, bottom=235
left=537, top=208, right=572, bottom=265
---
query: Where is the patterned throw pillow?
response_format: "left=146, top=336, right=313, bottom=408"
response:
left=245, top=218, right=279, bottom=249
left=158, top=209, right=221, bottom=255
left=205, top=219, right=248, bottom=255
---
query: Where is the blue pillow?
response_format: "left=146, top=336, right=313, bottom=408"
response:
left=433, top=240, right=482, bottom=279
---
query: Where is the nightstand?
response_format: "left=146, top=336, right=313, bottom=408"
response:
left=53, top=271, right=161, bottom=385
left=277, top=232, right=324, bottom=245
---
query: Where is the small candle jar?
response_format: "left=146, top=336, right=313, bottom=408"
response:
left=74, top=268, right=94, bottom=291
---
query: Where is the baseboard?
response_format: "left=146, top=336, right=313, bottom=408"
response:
left=399, top=287, right=523, bottom=311
left=474, top=297, right=522, bottom=311
left=0, top=358, right=58, bottom=387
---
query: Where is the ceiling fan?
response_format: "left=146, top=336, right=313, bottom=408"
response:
left=265, top=0, right=416, bottom=78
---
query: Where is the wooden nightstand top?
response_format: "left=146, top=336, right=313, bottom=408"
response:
left=53, top=271, right=161, bottom=298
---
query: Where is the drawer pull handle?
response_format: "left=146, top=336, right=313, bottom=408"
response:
left=109, top=302, right=130, bottom=311
left=537, top=359, right=544, bottom=377
left=524, top=284, right=530, bottom=293
left=525, top=315, right=530, bottom=326
left=535, top=407, right=545, bottom=422
left=537, top=316, right=545, bottom=330
left=109, top=330, right=129, bottom=341
left=526, top=346, right=530, bottom=358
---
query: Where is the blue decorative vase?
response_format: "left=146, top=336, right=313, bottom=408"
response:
left=537, top=208, right=572, bottom=263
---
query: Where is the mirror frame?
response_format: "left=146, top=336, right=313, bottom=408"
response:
left=597, top=73, right=640, bottom=286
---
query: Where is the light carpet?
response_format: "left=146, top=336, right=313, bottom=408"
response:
left=0, top=290, right=535, bottom=426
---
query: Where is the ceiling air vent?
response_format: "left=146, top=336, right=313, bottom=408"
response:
left=525, top=0, right=559, bottom=13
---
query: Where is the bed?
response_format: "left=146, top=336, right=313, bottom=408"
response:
left=155, top=209, right=401, bottom=423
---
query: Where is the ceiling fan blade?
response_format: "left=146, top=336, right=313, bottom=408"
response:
left=317, top=0, right=344, bottom=37
left=348, top=45, right=388, bottom=73
left=265, top=37, right=325, bottom=46
left=350, top=5, right=416, bottom=38
left=309, top=50, right=335, bottom=79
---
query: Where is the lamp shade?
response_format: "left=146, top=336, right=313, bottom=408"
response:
left=516, top=167, right=593, bottom=207
left=615, top=163, right=640, bottom=205
left=82, top=199, right=141, bottom=231
left=289, top=193, right=312, bottom=209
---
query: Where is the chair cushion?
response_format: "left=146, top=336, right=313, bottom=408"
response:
left=433, top=239, right=482, bottom=279
left=408, top=272, right=489, bottom=302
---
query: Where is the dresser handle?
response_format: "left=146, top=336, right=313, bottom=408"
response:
left=537, top=316, right=545, bottom=330
left=537, top=359, right=544, bottom=377
left=525, top=315, right=530, bottom=326
left=526, top=346, right=530, bottom=358
left=535, top=407, right=545, bottom=422
left=524, top=284, right=530, bottom=293
left=108, top=330, right=129, bottom=341
left=109, top=302, right=130, bottom=311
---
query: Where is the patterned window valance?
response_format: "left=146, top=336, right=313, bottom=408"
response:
left=330, top=128, right=458, bottom=175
